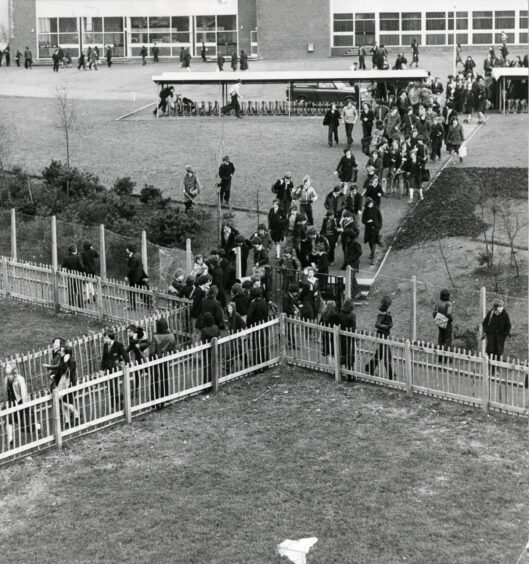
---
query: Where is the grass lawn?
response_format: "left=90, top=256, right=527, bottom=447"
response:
left=0, top=368, right=527, bottom=563
left=0, top=298, right=104, bottom=358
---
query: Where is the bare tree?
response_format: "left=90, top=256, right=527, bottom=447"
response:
left=55, top=86, right=76, bottom=196
left=499, top=200, right=525, bottom=279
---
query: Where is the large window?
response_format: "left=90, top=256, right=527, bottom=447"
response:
left=426, top=12, right=446, bottom=31
left=333, top=13, right=354, bottom=32
left=38, top=17, right=79, bottom=58
left=195, top=14, right=237, bottom=57
left=472, top=11, right=493, bottom=30
left=448, top=12, right=469, bottom=31
left=401, top=13, right=421, bottom=32
left=521, top=10, right=528, bottom=29
left=82, top=17, right=124, bottom=56
left=380, top=13, right=399, bottom=32
left=495, top=11, right=515, bottom=30
left=333, top=13, right=354, bottom=47
left=130, top=16, right=193, bottom=57
left=355, top=13, right=375, bottom=46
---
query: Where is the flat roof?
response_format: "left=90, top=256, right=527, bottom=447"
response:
left=491, top=67, right=529, bottom=80
left=152, top=69, right=429, bottom=85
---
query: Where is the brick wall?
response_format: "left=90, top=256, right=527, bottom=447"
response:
left=256, top=0, right=330, bottom=59
left=237, top=0, right=256, bottom=56
left=12, top=0, right=36, bottom=58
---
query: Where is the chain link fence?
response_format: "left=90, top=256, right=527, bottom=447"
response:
left=3, top=211, right=190, bottom=291
left=353, top=272, right=528, bottom=362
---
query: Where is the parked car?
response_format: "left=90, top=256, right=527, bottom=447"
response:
left=287, top=81, right=361, bottom=104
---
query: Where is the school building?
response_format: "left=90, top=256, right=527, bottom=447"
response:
left=0, top=0, right=526, bottom=61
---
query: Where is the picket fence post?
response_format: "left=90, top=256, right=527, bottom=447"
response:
left=481, top=354, right=490, bottom=413
left=410, top=276, right=417, bottom=342
left=345, top=266, right=352, bottom=300
left=405, top=340, right=413, bottom=396
left=333, top=324, right=341, bottom=382
left=52, top=389, right=63, bottom=449
left=211, top=338, right=219, bottom=392
left=122, top=364, right=132, bottom=424
left=479, top=287, right=487, bottom=357
left=279, top=313, right=287, bottom=365
left=96, top=277, right=104, bottom=321
left=99, top=224, right=107, bottom=280
left=141, top=231, right=148, bottom=276
left=2, top=257, right=9, bottom=297
left=10, top=208, right=17, bottom=260
left=186, top=238, right=193, bottom=275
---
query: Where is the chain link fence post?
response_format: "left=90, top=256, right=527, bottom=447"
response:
left=99, top=224, right=107, bottom=280
left=10, top=208, right=17, bottom=260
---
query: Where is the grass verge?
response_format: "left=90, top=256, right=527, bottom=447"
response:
left=0, top=367, right=527, bottom=563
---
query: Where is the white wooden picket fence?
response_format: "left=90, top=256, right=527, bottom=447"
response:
left=1, top=316, right=527, bottom=464
left=0, top=256, right=189, bottom=322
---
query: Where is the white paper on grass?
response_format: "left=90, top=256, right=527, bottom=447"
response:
left=277, top=537, right=318, bottom=564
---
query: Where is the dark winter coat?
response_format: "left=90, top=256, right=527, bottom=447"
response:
left=362, top=206, right=382, bottom=245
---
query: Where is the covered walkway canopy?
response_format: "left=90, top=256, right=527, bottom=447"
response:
left=152, top=69, right=429, bottom=106
left=491, top=67, right=529, bottom=112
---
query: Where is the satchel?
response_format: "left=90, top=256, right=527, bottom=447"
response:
left=422, top=168, right=431, bottom=182
left=434, top=311, right=449, bottom=329
left=458, top=145, right=467, bottom=158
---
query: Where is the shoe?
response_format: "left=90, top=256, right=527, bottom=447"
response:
left=459, top=157, right=463, bottom=163
left=370, top=259, right=374, bottom=265
left=328, top=143, right=332, bottom=147
left=420, top=195, right=424, bottom=201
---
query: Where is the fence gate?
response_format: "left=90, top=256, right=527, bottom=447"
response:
left=269, top=266, right=346, bottom=312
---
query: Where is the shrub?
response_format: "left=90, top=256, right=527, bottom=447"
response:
left=41, top=160, right=105, bottom=199
left=146, top=206, right=201, bottom=247
left=112, top=177, right=136, bottom=197
left=139, top=184, right=163, bottom=204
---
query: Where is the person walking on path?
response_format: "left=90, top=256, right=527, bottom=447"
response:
left=323, top=103, right=341, bottom=147
left=3, top=45, right=10, bottom=66
left=140, top=45, right=148, bottom=65
left=52, top=49, right=60, bottom=72
left=229, top=79, right=243, bottom=118
left=410, top=38, right=419, bottom=68
left=23, top=46, right=32, bottom=69
left=106, top=45, right=112, bottom=67
left=201, top=42, right=207, bottom=62
left=365, top=296, right=394, bottom=380
left=482, top=299, right=511, bottom=360
left=218, top=155, right=235, bottom=206
left=335, top=147, right=358, bottom=190
left=268, top=199, right=287, bottom=247
left=272, top=172, right=294, bottom=213
left=455, top=43, right=463, bottom=69
left=337, top=299, right=356, bottom=372
left=342, top=100, right=358, bottom=146
left=240, top=50, right=249, bottom=71
left=147, top=317, right=177, bottom=407
left=153, top=43, right=160, bottom=63
left=231, top=50, right=238, bottom=71
left=358, top=45, right=366, bottom=70
left=293, top=175, right=318, bottom=226
left=217, top=52, right=225, bottom=71
left=125, top=243, right=148, bottom=310
left=362, top=197, right=382, bottom=265
left=101, top=331, right=129, bottom=410
left=183, top=48, right=191, bottom=71
left=433, top=289, right=454, bottom=354
left=61, top=244, right=85, bottom=308
left=54, top=345, right=80, bottom=425
left=446, top=116, right=465, bottom=163
left=15, top=49, right=21, bottom=67
left=183, top=165, right=202, bottom=212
